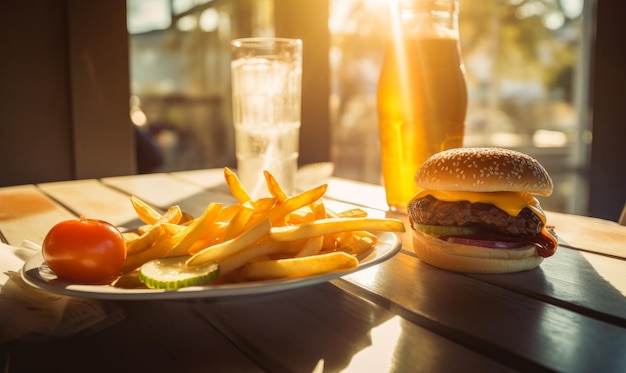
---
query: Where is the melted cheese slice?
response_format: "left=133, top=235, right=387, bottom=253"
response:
left=412, top=189, right=546, bottom=224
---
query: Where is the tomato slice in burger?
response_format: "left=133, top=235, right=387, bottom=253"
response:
left=447, top=236, right=527, bottom=249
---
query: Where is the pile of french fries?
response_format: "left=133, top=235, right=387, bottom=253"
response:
left=119, top=168, right=405, bottom=284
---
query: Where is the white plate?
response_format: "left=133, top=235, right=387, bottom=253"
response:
left=21, top=232, right=401, bottom=300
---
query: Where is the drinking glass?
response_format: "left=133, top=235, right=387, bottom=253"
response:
left=231, top=37, right=303, bottom=198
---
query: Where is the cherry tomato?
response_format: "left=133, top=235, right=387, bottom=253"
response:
left=42, top=217, right=127, bottom=283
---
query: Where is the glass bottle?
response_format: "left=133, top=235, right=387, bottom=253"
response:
left=377, top=0, right=467, bottom=210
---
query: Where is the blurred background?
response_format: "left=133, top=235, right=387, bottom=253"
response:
left=2, top=1, right=623, bottom=221
left=126, top=0, right=591, bottom=215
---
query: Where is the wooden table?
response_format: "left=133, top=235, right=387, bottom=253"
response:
left=1, top=169, right=625, bottom=372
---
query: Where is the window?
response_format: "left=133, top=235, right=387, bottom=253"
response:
left=127, top=0, right=593, bottom=215
left=329, top=0, right=592, bottom=215
left=127, top=0, right=273, bottom=172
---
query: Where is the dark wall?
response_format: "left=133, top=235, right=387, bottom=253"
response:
left=0, top=1, right=74, bottom=185
left=588, top=1, right=626, bottom=221
left=0, top=0, right=134, bottom=187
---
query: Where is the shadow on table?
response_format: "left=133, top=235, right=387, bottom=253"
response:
left=190, top=282, right=385, bottom=373
left=469, top=245, right=626, bottom=326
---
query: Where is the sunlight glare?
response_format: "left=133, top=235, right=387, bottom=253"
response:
left=200, top=8, right=220, bottom=32
left=130, top=108, right=148, bottom=127
left=127, top=0, right=171, bottom=34
left=345, top=263, right=382, bottom=288
left=533, top=129, right=568, bottom=148
left=389, top=1, right=416, bottom=122
left=561, top=0, right=584, bottom=19
left=341, top=316, right=403, bottom=372
left=580, top=252, right=626, bottom=296
left=543, top=11, right=565, bottom=30
left=177, top=15, right=197, bottom=31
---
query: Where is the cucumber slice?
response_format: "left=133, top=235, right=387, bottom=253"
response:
left=139, top=256, right=219, bottom=290
left=414, top=223, right=481, bottom=236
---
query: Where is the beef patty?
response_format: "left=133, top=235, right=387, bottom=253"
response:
left=408, top=195, right=543, bottom=237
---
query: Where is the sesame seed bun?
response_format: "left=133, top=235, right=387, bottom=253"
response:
left=412, top=229, right=544, bottom=273
left=414, top=147, right=553, bottom=196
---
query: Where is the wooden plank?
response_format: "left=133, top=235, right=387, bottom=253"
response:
left=547, top=211, right=626, bottom=258
left=169, top=168, right=229, bottom=192
left=37, top=179, right=142, bottom=229
left=0, top=185, right=75, bottom=246
left=101, top=173, right=237, bottom=217
left=324, top=177, right=389, bottom=211
left=7, top=300, right=262, bottom=372
left=192, top=282, right=513, bottom=373
left=170, top=169, right=239, bottom=203
left=469, top=246, right=626, bottom=325
left=341, top=252, right=626, bottom=372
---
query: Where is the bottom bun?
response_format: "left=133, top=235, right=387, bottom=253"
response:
left=412, top=230, right=543, bottom=274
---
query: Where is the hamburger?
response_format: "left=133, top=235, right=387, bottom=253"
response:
left=408, top=147, right=558, bottom=273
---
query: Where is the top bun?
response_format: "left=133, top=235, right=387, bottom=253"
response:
left=414, top=147, right=553, bottom=196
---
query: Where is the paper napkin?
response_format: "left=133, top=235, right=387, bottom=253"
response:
left=0, top=242, right=124, bottom=343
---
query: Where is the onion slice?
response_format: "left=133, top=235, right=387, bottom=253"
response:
left=447, top=237, right=527, bottom=249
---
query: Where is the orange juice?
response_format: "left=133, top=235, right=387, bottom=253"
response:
left=377, top=36, right=467, bottom=210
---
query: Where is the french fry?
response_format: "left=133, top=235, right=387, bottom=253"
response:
left=242, top=198, right=277, bottom=230
left=286, top=206, right=315, bottom=225
left=216, top=240, right=285, bottom=276
left=188, top=237, right=219, bottom=255
left=197, top=221, right=230, bottom=243
left=224, top=167, right=252, bottom=203
left=125, top=224, right=167, bottom=254
left=212, top=240, right=303, bottom=278
left=161, top=222, right=187, bottom=236
left=288, top=199, right=326, bottom=226
left=264, top=170, right=288, bottom=202
left=311, top=199, right=328, bottom=219
left=336, top=231, right=378, bottom=256
left=322, top=234, right=339, bottom=251
left=126, top=205, right=183, bottom=254
left=186, top=218, right=272, bottom=266
left=138, top=205, right=183, bottom=234
left=216, top=204, right=242, bottom=222
left=221, top=201, right=255, bottom=242
left=295, top=236, right=324, bottom=257
left=320, top=232, right=346, bottom=251
left=254, top=197, right=278, bottom=211
left=121, top=204, right=221, bottom=273
left=166, top=202, right=222, bottom=257
left=352, top=234, right=377, bottom=256
left=267, top=184, right=328, bottom=226
left=137, top=224, right=151, bottom=235
left=335, top=231, right=357, bottom=247
left=121, top=234, right=179, bottom=274
left=122, top=231, right=140, bottom=241
left=179, top=211, right=195, bottom=225
left=130, top=196, right=163, bottom=224
left=241, top=251, right=358, bottom=280
left=159, top=205, right=183, bottom=225
left=269, top=217, right=405, bottom=242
